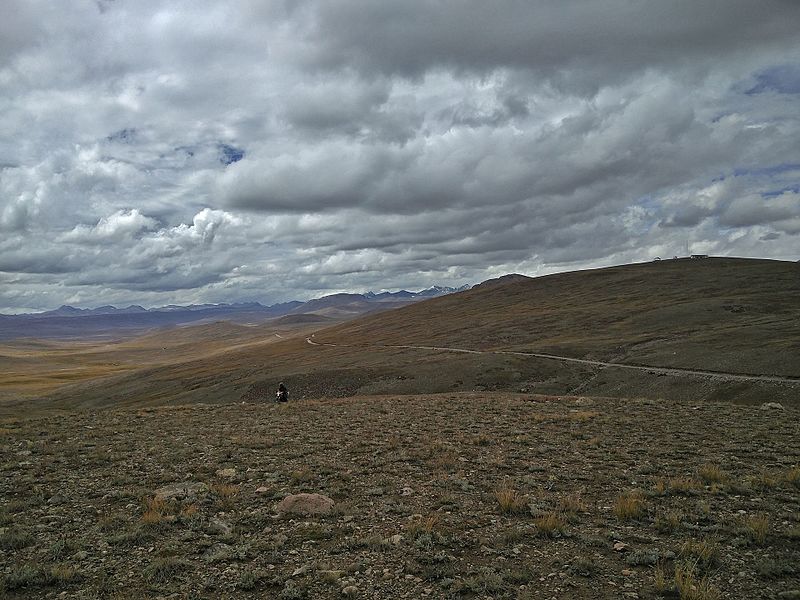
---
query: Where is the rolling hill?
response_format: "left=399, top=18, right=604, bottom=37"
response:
left=4, top=257, right=799, bottom=413
left=319, top=257, right=800, bottom=377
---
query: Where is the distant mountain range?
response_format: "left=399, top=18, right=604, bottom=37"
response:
left=0, top=284, right=473, bottom=341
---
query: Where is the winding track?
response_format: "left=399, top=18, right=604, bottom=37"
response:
left=305, top=337, right=800, bottom=385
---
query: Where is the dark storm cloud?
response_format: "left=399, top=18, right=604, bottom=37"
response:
left=292, top=1, right=800, bottom=84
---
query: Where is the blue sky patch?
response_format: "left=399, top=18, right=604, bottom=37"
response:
left=218, top=143, right=244, bottom=165
left=762, top=185, right=800, bottom=198
left=733, top=163, right=800, bottom=178
left=746, top=64, right=800, bottom=95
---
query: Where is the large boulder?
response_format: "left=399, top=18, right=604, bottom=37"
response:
left=274, top=493, right=335, bottom=516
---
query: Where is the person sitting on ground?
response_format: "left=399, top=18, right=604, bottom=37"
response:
left=276, top=382, right=289, bottom=403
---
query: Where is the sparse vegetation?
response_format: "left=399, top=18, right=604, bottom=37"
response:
left=613, top=490, right=646, bottom=521
left=674, top=561, right=720, bottom=600
left=668, top=477, right=702, bottom=495
left=698, top=463, right=727, bottom=484
left=679, top=538, right=720, bottom=571
left=143, top=557, right=190, bottom=584
left=0, top=391, right=798, bottom=597
left=654, top=509, right=683, bottom=533
left=0, top=527, right=34, bottom=551
left=494, top=484, right=527, bottom=514
left=741, top=513, right=770, bottom=545
left=533, top=511, right=567, bottom=538
left=785, top=466, right=800, bottom=487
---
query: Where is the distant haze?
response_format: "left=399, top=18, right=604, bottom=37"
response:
left=1, top=1, right=799, bottom=313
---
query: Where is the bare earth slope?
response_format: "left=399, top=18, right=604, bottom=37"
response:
left=1, top=394, right=798, bottom=598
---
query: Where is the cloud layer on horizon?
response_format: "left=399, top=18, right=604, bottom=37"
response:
left=1, top=0, right=799, bottom=312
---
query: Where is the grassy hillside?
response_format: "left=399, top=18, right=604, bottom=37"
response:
left=319, top=258, right=800, bottom=377
left=3, top=257, right=798, bottom=413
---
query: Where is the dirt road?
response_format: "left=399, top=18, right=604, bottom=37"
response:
left=306, top=337, right=800, bottom=386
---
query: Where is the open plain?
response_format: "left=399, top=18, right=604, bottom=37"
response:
left=1, top=258, right=799, bottom=598
left=1, top=394, right=799, bottom=598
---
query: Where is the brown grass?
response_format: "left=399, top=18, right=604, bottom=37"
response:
left=494, top=485, right=528, bottom=514
left=533, top=511, right=567, bottom=538
left=741, top=514, right=769, bottom=545
left=613, top=490, right=646, bottom=521
left=698, top=464, right=727, bottom=484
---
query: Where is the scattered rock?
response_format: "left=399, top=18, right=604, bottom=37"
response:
left=47, top=495, right=66, bottom=505
left=341, top=585, right=358, bottom=596
left=206, top=517, right=232, bottom=536
left=255, top=486, right=270, bottom=494
left=400, top=486, right=414, bottom=496
left=613, top=542, right=629, bottom=552
left=201, top=543, right=233, bottom=563
left=154, top=482, right=209, bottom=502
left=275, top=493, right=335, bottom=516
left=626, top=549, right=660, bottom=566
left=292, top=564, right=310, bottom=577
left=760, top=402, right=785, bottom=410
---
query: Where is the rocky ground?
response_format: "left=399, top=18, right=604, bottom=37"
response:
left=1, top=393, right=799, bottom=599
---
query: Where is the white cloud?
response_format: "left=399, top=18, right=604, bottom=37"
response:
left=1, top=1, right=799, bottom=312
left=61, top=209, right=158, bottom=243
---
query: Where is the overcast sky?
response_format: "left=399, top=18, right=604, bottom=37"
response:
left=2, top=1, right=799, bottom=313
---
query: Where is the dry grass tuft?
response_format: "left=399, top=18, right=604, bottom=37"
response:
left=741, top=514, right=769, bottom=545
left=140, top=497, right=170, bottom=526
left=679, top=538, right=719, bottom=571
left=698, top=464, right=727, bottom=484
left=494, top=485, right=528, bottom=514
left=751, top=470, right=777, bottom=490
left=654, top=509, right=683, bottom=533
left=784, top=466, right=800, bottom=488
left=533, top=511, right=567, bottom=538
left=210, top=483, right=239, bottom=509
left=613, top=490, right=646, bottom=521
left=669, top=477, right=702, bottom=495
left=558, top=492, right=587, bottom=515
left=674, top=561, right=720, bottom=600
left=143, top=556, right=190, bottom=584
left=404, top=514, right=440, bottom=538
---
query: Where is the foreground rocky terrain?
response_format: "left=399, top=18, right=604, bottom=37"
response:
left=1, top=393, right=798, bottom=599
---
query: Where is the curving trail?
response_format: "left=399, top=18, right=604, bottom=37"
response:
left=305, top=337, right=800, bottom=385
